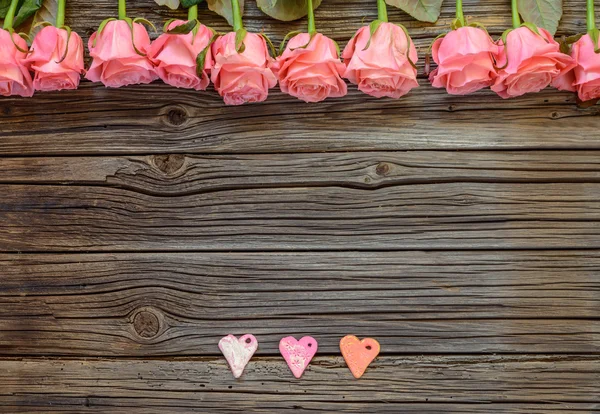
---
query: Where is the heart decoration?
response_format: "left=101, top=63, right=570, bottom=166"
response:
left=279, top=336, right=318, bottom=378
left=340, top=335, right=380, bottom=379
left=218, top=334, right=258, bottom=378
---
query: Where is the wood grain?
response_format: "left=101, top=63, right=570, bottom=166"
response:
left=0, top=355, right=598, bottom=412
left=1, top=251, right=599, bottom=356
left=2, top=0, right=599, bottom=409
left=1, top=84, right=596, bottom=155
left=4, top=151, right=600, bottom=194
left=2, top=181, right=600, bottom=251
left=0, top=0, right=597, bottom=156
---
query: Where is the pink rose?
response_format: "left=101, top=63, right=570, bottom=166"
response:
left=343, top=22, right=418, bottom=99
left=429, top=26, right=499, bottom=95
left=271, top=32, right=346, bottom=103
left=23, top=26, right=84, bottom=92
left=0, top=28, right=33, bottom=97
left=148, top=20, right=214, bottom=90
left=492, top=26, right=575, bottom=99
left=570, top=34, right=600, bottom=101
left=86, top=20, right=157, bottom=88
left=211, top=32, right=277, bottom=105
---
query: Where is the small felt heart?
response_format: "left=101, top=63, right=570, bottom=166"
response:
left=340, top=335, right=380, bottom=379
left=279, top=336, right=318, bottom=378
left=218, top=334, right=258, bottom=378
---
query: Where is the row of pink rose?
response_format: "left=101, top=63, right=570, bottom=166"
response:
left=2, top=0, right=600, bottom=103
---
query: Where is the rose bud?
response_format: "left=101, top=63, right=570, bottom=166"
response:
left=211, top=31, right=277, bottom=105
left=148, top=20, right=215, bottom=91
left=429, top=26, right=499, bottom=95
left=86, top=20, right=157, bottom=88
left=569, top=34, right=600, bottom=102
left=24, top=26, right=85, bottom=92
left=343, top=22, right=418, bottom=99
left=492, top=26, right=575, bottom=99
left=272, top=33, right=346, bottom=103
left=0, top=28, right=34, bottom=97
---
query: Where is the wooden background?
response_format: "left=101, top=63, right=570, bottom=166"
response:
left=1, top=0, right=600, bottom=412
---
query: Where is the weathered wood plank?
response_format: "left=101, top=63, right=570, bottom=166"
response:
left=1, top=251, right=599, bottom=356
left=3, top=151, right=600, bottom=194
left=1, top=181, right=600, bottom=251
left=4, top=404, right=598, bottom=414
left=1, top=84, right=596, bottom=155
left=62, top=0, right=588, bottom=39
left=0, top=356, right=598, bottom=412
left=0, top=0, right=596, bottom=155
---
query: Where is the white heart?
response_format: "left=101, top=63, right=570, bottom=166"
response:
left=218, top=334, right=258, bottom=378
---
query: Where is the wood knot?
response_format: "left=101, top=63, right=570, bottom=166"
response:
left=2, top=106, right=11, bottom=116
left=551, top=111, right=559, bottom=119
left=132, top=309, right=161, bottom=339
left=166, top=107, right=188, bottom=126
left=152, top=154, right=185, bottom=175
left=375, top=162, right=391, bottom=176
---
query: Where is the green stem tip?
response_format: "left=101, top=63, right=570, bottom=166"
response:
left=118, top=0, right=127, bottom=19
left=377, top=0, right=388, bottom=22
left=2, top=0, right=19, bottom=30
left=57, top=0, right=67, bottom=27
left=307, top=0, right=316, bottom=33
left=231, top=0, right=243, bottom=31
left=455, top=0, right=465, bottom=26
left=511, top=0, right=521, bottom=29
left=588, top=0, right=596, bottom=33
left=188, top=4, right=198, bottom=21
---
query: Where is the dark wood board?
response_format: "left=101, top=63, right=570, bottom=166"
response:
left=4, top=151, right=600, bottom=191
left=0, top=0, right=597, bottom=155
left=1, top=251, right=599, bottom=356
left=0, top=355, right=598, bottom=412
left=3, top=181, right=600, bottom=251
left=1, top=0, right=599, bottom=410
left=4, top=151, right=600, bottom=251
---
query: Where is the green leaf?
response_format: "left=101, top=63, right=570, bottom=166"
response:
left=13, top=0, right=43, bottom=28
left=166, top=19, right=198, bottom=34
left=235, top=28, right=247, bottom=52
left=278, top=29, right=302, bottom=55
left=520, top=21, right=544, bottom=37
left=5, top=28, right=29, bottom=52
left=181, top=0, right=204, bottom=7
left=56, top=25, right=72, bottom=63
left=196, top=31, right=219, bottom=79
left=517, top=0, right=562, bottom=35
left=256, top=0, right=322, bottom=22
left=94, top=17, right=117, bottom=46
left=384, top=0, right=443, bottom=23
left=133, top=17, right=157, bottom=33
left=591, top=28, right=600, bottom=53
left=207, top=0, right=244, bottom=26
left=259, top=33, right=276, bottom=57
left=26, top=0, right=58, bottom=37
left=362, top=19, right=383, bottom=51
left=0, top=0, right=11, bottom=19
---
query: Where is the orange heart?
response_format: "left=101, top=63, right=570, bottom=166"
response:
left=340, top=335, right=380, bottom=379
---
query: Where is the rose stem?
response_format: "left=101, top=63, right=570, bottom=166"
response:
left=588, top=0, right=596, bottom=33
left=188, top=4, right=198, bottom=21
left=2, top=0, right=19, bottom=30
left=307, top=0, right=316, bottom=33
left=377, top=0, right=388, bottom=22
left=56, top=0, right=66, bottom=27
left=511, top=0, right=520, bottom=29
left=456, top=0, right=465, bottom=26
left=231, top=0, right=243, bottom=31
left=118, top=0, right=126, bottom=20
